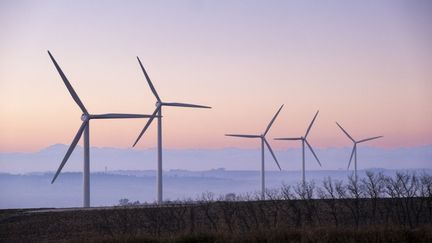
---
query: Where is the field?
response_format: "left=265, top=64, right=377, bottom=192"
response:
left=1, top=171, right=431, bottom=242
left=1, top=198, right=432, bottom=242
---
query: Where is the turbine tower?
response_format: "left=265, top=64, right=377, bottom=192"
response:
left=274, top=110, right=321, bottom=185
left=48, top=51, right=155, bottom=208
left=132, top=57, right=211, bottom=204
left=225, top=105, right=284, bottom=200
left=336, top=122, right=383, bottom=181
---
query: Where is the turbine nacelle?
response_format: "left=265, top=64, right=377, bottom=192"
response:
left=81, top=114, right=90, bottom=122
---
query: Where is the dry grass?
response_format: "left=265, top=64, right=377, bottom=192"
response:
left=90, top=225, right=432, bottom=243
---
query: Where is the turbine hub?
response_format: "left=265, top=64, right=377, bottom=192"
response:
left=81, top=114, right=89, bottom=121
left=156, top=101, right=161, bottom=107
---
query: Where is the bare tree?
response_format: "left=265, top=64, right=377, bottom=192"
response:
left=318, top=177, right=340, bottom=226
left=361, top=171, right=385, bottom=223
left=384, top=173, right=403, bottom=225
left=384, top=171, right=420, bottom=227
left=197, top=192, right=218, bottom=232
left=346, top=174, right=365, bottom=227
left=294, top=181, right=319, bottom=226
left=166, top=203, right=188, bottom=232
left=281, top=184, right=302, bottom=227
left=265, top=188, right=283, bottom=228
left=396, top=172, right=425, bottom=228
left=420, top=173, right=432, bottom=224
left=246, top=192, right=262, bottom=229
left=219, top=200, right=237, bottom=233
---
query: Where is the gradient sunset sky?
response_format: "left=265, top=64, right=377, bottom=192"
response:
left=1, top=0, right=431, bottom=152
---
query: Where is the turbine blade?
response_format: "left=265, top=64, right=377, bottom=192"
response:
left=347, top=145, right=356, bottom=170
left=274, top=137, right=302, bottom=141
left=305, top=139, right=321, bottom=167
left=335, top=122, right=355, bottom=142
left=336, top=122, right=355, bottom=143
left=162, top=102, right=211, bottom=109
left=137, top=56, right=161, bottom=102
left=225, top=134, right=261, bottom=138
left=51, top=121, right=87, bottom=183
left=133, top=107, right=160, bottom=147
left=48, top=51, right=88, bottom=114
left=264, top=104, right=284, bottom=136
left=91, top=113, right=156, bottom=119
left=357, top=136, right=383, bottom=143
left=305, top=110, right=319, bottom=138
left=263, top=138, right=282, bottom=171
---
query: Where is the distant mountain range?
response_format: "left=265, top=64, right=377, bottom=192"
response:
left=0, top=144, right=431, bottom=173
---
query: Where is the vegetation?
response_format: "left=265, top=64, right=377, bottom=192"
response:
left=0, top=171, right=431, bottom=242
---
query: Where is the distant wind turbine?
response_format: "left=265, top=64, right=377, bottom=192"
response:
left=132, top=57, right=211, bottom=204
left=335, top=122, right=383, bottom=181
left=225, top=105, right=284, bottom=200
left=48, top=51, right=155, bottom=208
left=274, top=110, right=321, bottom=185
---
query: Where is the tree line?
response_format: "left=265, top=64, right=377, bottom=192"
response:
left=111, top=171, right=431, bottom=235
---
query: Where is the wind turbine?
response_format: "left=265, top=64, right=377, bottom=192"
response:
left=225, top=105, right=284, bottom=200
left=335, top=122, right=383, bottom=181
left=48, top=51, right=155, bottom=208
left=132, top=57, right=211, bottom=204
left=274, top=110, right=321, bottom=185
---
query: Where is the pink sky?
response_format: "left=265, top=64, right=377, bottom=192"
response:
left=0, top=1, right=431, bottom=152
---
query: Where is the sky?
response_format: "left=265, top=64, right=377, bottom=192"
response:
left=1, top=0, right=431, bottom=153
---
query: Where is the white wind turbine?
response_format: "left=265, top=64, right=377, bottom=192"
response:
left=48, top=51, right=155, bottom=207
left=225, top=105, right=284, bottom=200
left=274, top=110, right=322, bottom=185
left=336, top=122, right=383, bottom=181
left=132, top=57, right=211, bottom=204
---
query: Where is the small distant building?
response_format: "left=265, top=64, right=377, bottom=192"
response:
left=225, top=193, right=236, bottom=201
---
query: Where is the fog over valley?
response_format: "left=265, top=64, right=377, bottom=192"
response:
left=0, top=144, right=430, bottom=209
